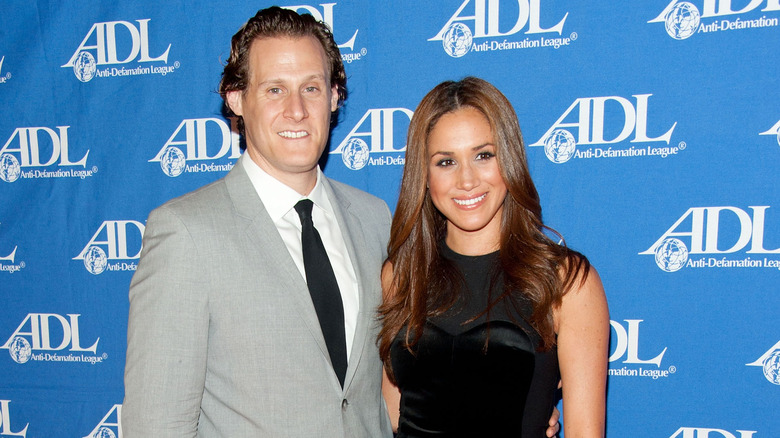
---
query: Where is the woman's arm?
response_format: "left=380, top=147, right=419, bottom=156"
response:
left=555, top=267, right=609, bottom=437
left=382, top=367, right=401, bottom=433
left=380, top=261, right=401, bottom=433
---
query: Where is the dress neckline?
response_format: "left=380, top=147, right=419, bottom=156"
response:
left=440, top=241, right=499, bottom=264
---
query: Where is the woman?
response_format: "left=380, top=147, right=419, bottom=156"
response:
left=378, top=77, right=609, bottom=437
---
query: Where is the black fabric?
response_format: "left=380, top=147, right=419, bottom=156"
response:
left=294, top=199, right=347, bottom=387
left=390, top=244, right=559, bottom=437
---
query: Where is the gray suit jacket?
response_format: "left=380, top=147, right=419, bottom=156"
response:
left=122, top=155, right=393, bottom=437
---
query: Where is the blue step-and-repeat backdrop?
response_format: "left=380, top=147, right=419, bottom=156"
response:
left=1, top=1, right=778, bottom=437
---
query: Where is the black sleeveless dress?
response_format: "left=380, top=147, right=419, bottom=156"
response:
left=389, top=245, right=559, bottom=437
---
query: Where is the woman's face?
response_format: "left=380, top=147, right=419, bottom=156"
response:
left=427, top=106, right=507, bottom=253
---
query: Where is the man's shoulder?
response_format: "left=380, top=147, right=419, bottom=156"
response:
left=150, top=176, right=231, bottom=220
left=326, top=177, right=387, bottom=208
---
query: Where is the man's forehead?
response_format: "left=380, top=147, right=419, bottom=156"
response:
left=247, top=36, right=331, bottom=83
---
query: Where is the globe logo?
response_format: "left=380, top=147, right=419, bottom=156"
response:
left=160, top=146, right=186, bottom=177
left=0, top=153, right=21, bottom=183
left=84, top=245, right=108, bottom=275
left=95, top=427, right=117, bottom=438
left=9, top=336, right=31, bottom=364
left=543, top=129, right=577, bottom=163
left=665, top=2, right=700, bottom=40
left=442, top=22, right=473, bottom=58
left=654, top=238, right=689, bottom=272
left=73, top=51, right=97, bottom=82
left=341, top=138, right=370, bottom=170
left=763, top=350, right=780, bottom=385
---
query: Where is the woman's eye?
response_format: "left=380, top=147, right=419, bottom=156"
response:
left=436, top=158, right=455, bottom=167
left=476, top=151, right=495, bottom=160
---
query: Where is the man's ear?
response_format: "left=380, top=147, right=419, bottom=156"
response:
left=226, top=90, right=244, bottom=116
left=330, top=85, right=339, bottom=112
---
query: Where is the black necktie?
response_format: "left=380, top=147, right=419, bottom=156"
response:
left=294, top=199, right=348, bottom=387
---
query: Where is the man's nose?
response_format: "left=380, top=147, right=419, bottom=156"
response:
left=284, top=92, right=307, bottom=121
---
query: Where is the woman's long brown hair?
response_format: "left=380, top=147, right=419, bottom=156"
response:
left=377, top=77, right=589, bottom=382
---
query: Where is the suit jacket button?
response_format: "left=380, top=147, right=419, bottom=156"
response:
left=341, top=399, right=349, bottom=410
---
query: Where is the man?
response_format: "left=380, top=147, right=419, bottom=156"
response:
left=122, top=7, right=391, bottom=437
left=122, top=7, right=560, bottom=437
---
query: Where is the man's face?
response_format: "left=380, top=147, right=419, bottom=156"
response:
left=227, top=36, right=338, bottom=192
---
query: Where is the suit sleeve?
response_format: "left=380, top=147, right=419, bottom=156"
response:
left=375, top=200, right=392, bottom=255
left=122, top=206, right=209, bottom=437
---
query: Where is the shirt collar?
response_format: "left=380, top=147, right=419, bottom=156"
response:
left=242, top=155, right=332, bottom=222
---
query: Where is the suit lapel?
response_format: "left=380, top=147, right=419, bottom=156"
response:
left=225, top=156, right=332, bottom=363
left=322, top=178, right=373, bottom=391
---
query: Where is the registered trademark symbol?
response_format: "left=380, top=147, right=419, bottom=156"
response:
left=678, top=141, right=686, bottom=150
left=668, top=365, right=676, bottom=373
left=570, top=32, right=578, bottom=41
left=92, top=165, right=98, bottom=173
left=102, top=353, right=108, bottom=359
left=20, top=261, right=26, bottom=268
left=360, top=47, right=367, bottom=56
left=174, top=61, right=181, bottom=68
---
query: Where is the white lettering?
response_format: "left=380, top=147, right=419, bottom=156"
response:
left=746, top=339, right=780, bottom=366
left=609, top=320, right=667, bottom=366
left=151, top=118, right=240, bottom=162
left=62, top=19, right=170, bottom=68
left=74, top=220, right=145, bottom=260
left=430, top=0, right=567, bottom=41
left=650, top=0, right=780, bottom=23
left=759, top=119, right=780, bottom=135
left=332, top=108, right=412, bottom=154
left=669, top=427, right=756, bottom=438
left=283, top=4, right=359, bottom=50
left=641, top=206, right=779, bottom=255
left=530, top=94, right=675, bottom=147
left=0, top=400, right=28, bottom=437
left=0, top=126, right=88, bottom=167
left=1, top=314, right=99, bottom=354
left=82, top=404, right=121, bottom=438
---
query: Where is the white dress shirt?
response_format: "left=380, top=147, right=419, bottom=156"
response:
left=242, top=157, right=359, bottom=361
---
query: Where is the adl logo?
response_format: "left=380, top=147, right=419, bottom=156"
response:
left=0, top=399, right=29, bottom=437
left=529, top=94, right=680, bottom=163
left=0, top=56, right=10, bottom=84
left=640, top=206, right=780, bottom=272
left=0, top=126, right=92, bottom=183
left=609, top=319, right=667, bottom=366
left=609, top=319, right=675, bottom=380
left=759, top=119, right=780, bottom=146
left=0, top=223, right=22, bottom=274
left=150, top=118, right=240, bottom=177
left=62, top=19, right=177, bottom=82
left=668, top=427, right=757, bottom=438
left=331, top=108, right=411, bottom=170
left=430, top=0, right=572, bottom=58
left=283, top=3, right=360, bottom=52
left=74, top=220, right=145, bottom=275
left=1, top=313, right=100, bottom=365
left=649, top=0, right=780, bottom=40
left=746, top=340, right=780, bottom=385
left=83, top=404, right=121, bottom=438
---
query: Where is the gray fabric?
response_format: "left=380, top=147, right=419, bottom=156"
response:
left=122, top=154, right=393, bottom=437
